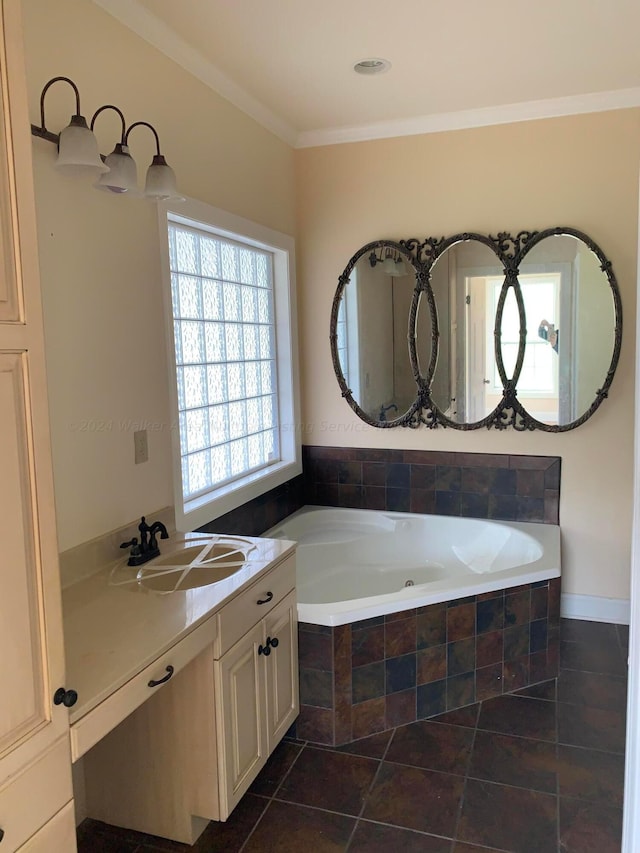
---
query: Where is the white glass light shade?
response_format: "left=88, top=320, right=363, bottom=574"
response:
left=144, top=154, right=184, bottom=201
left=94, top=144, right=139, bottom=194
left=382, top=256, right=397, bottom=276
left=55, top=115, right=109, bottom=174
left=394, top=259, right=408, bottom=277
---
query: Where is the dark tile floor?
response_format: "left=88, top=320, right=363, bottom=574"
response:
left=77, top=618, right=628, bottom=853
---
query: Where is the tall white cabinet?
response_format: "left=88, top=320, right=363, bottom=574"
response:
left=0, top=1, right=74, bottom=850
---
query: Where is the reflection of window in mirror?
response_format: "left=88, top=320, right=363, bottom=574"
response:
left=337, top=273, right=361, bottom=401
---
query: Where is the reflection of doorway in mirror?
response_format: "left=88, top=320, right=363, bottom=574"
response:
left=476, top=270, right=572, bottom=425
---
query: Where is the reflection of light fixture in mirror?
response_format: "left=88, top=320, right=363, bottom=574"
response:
left=30, top=76, right=182, bottom=201
left=369, top=248, right=408, bottom=277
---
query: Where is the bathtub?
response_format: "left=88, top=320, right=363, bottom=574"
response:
left=266, top=506, right=560, bottom=627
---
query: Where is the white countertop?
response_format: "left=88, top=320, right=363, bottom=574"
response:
left=62, top=532, right=296, bottom=723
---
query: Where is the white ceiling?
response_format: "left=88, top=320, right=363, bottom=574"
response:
left=94, top=0, right=640, bottom=147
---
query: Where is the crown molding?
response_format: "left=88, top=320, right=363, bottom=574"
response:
left=92, top=0, right=299, bottom=146
left=296, top=87, right=640, bottom=148
left=92, top=2, right=640, bottom=151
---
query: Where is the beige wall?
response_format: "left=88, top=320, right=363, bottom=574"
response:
left=295, top=110, right=640, bottom=602
left=22, top=0, right=296, bottom=551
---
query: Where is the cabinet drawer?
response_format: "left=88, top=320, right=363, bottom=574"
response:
left=70, top=615, right=217, bottom=761
left=16, top=802, right=76, bottom=853
left=0, top=737, right=72, bottom=853
left=215, top=555, right=296, bottom=658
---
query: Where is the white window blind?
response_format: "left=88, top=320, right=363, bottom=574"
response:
left=168, top=223, right=280, bottom=501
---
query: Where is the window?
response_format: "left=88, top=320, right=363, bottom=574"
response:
left=159, top=199, right=300, bottom=531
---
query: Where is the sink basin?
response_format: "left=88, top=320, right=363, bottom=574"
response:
left=110, top=536, right=258, bottom=593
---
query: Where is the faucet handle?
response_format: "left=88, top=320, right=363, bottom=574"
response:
left=120, top=537, right=140, bottom=556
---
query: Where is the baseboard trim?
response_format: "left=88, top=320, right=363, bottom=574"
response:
left=561, top=593, right=630, bottom=625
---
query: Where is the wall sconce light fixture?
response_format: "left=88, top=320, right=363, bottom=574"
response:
left=30, top=76, right=183, bottom=201
left=369, top=248, right=408, bottom=277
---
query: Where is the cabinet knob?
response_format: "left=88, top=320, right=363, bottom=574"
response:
left=0, top=827, right=4, bottom=842
left=266, top=636, right=279, bottom=649
left=53, top=687, right=78, bottom=708
left=257, top=591, right=273, bottom=605
left=258, top=643, right=271, bottom=656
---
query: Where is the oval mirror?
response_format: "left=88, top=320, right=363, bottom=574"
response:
left=428, top=237, right=506, bottom=425
left=331, top=242, right=420, bottom=425
left=517, top=230, right=621, bottom=429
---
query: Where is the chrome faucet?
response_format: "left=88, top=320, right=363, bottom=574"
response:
left=120, top=516, right=170, bottom=566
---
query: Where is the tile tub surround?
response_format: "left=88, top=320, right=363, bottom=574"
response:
left=295, top=577, right=561, bottom=746
left=197, top=474, right=305, bottom=537
left=303, top=446, right=561, bottom=525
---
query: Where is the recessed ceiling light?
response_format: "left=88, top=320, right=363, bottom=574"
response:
left=353, top=58, right=391, bottom=75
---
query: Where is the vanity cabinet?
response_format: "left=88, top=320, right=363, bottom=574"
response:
left=215, top=586, right=298, bottom=817
left=0, top=1, right=73, bottom=850
left=82, top=552, right=298, bottom=844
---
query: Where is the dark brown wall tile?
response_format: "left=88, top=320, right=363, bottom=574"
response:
left=352, top=624, right=385, bottom=667
left=417, top=645, right=447, bottom=684
left=417, top=679, right=447, bottom=718
left=503, top=655, right=530, bottom=692
left=509, top=455, right=555, bottom=470
left=417, top=604, right=447, bottom=648
left=353, top=662, right=385, bottom=704
left=531, top=586, right=549, bottom=620
left=386, top=688, right=417, bottom=728
left=516, top=469, right=545, bottom=497
left=410, top=489, right=436, bottom=514
left=477, top=631, right=504, bottom=667
left=504, top=625, right=530, bottom=661
left=410, top=464, right=436, bottom=490
left=505, top=589, right=531, bottom=626
left=461, top=467, right=493, bottom=494
left=436, top=466, right=461, bottom=491
left=338, top=461, right=363, bottom=485
left=352, top=697, right=386, bottom=740
left=448, top=602, right=476, bottom=641
left=297, top=705, right=335, bottom=744
left=299, top=630, right=333, bottom=671
left=448, top=638, right=476, bottom=676
left=334, top=625, right=352, bottom=692
left=447, top=672, right=476, bottom=709
left=363, top=462, right=385, bottom=486
left=456, top=452, right=509, bottom=468
left=300, top=668, right=334, bottom=708
left=477, top=663, right=504, bottom=700
left=385, top=616, right=417, bottom=657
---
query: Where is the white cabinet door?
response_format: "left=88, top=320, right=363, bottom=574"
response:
left=264, top=590, right=299, bottom=750
left=0, top=0, right=72, bottom=848
left=215, top=622, right=265, bottom=818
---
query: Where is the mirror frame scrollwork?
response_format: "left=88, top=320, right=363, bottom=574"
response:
left=330, top=227, right=623, bottom=432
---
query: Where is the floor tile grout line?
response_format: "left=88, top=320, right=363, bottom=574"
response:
left=236, top=795, right=274, bottom=853
left=237, top=741, right=309, bottom=853
left=451, top=694, right=481, bottom=845
left=267, top=739, right=309, bottom=800
left=343, top=727, right=396, bottom=851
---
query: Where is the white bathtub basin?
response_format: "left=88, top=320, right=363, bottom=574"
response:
left=266, top=506, right=560, bottom=626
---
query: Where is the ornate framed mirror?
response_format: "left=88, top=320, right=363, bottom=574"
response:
left=331, top=228, right=622, bottom=431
